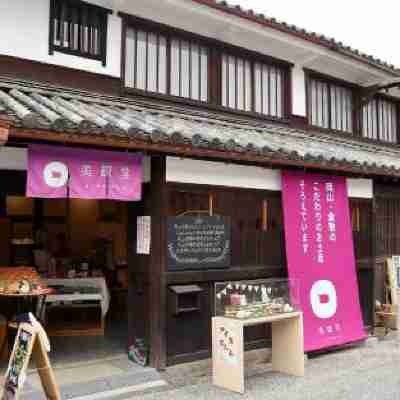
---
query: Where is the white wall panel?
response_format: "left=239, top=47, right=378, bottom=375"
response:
left=292, top=66, right=307, bottom=116
left=166, top=157, right=373, bottom=199
left=166, top=157, right=281, bottom=191
left=346, top=179, right=373, bottom=199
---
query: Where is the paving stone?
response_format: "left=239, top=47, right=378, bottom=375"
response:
left=108, top=357, right=152, bottom=373
left=106, top=370, right=164, bottom=390
left=61, top=378, right=111, bottom=399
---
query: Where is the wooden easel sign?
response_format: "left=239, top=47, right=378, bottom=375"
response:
left=1, top=322, right=60, bottom=400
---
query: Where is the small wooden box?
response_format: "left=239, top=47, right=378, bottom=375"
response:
left=169, top=285, right=204, bottom=315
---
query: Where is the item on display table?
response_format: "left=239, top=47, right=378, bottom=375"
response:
left=224, top=301, right=294, bottom=319
left=215, top=278, right=299, bottom=320
left=0, top=267, right=51, bottom=296
left=11, top=239, right=35, bottom=245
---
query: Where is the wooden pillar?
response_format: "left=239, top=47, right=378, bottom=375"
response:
left=127, top=198, right=143, bottom=345
left=149, top=155, right=168, bottom=370
left=371, top=184, right=378, bottom=327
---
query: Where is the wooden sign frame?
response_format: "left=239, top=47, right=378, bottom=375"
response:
left=1, top=323, right=60, bottom=400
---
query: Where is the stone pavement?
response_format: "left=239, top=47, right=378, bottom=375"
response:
left=20, top=356, right=166, bottom=400
left=139, top=335, right=400, bottom=400
left=7, top=334, right=400, bottom=400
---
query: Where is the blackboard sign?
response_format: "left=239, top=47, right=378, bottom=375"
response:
left=167, top=216, right=231, bottom=270
left=2, top=321, right=61, bottom=400
left=2, top=328, right=33, bottom=399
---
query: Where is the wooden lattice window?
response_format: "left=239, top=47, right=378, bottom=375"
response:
left=221, top=54, right=287, bottom=118
left=121, top=15, right=290, bottom=118
left=221, top=54, right=252, bottom=112
left=307, top=76, right=354, bottom=133
left=170, top=38, right=208, bottom=102
left=49, top=0, right=111, bottom=66
left=362, top=97, right=398, bottom=143
left=253, top=62, right=285, bottom=118
left=125, top=27, right=168, bottom=94
left=124, top=25, right=209, bottom=101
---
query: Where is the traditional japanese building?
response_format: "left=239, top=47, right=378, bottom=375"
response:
left=0, top=0, right=399, bottom=370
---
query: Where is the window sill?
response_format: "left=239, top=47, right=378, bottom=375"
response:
left=50, top=46, right=106, bottom=66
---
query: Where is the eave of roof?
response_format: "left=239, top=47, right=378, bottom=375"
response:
left=191, top=0, right=400, bottom=76
left=1, top=76, right=400, bottom=178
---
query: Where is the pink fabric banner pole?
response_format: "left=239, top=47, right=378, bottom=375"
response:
left=282, top=171, right=366, bottom=352
left=27, top=145, right=142, bottom=201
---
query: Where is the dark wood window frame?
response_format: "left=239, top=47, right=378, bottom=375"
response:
left=49, top=0, right=112, bottom=66
left=119, top=12, right=293, bottom=122
left=305, top=70, right=358, bottom=135
left=361, top=94, right=400, bottom=144
left=306, top=70, right=400, bottom=146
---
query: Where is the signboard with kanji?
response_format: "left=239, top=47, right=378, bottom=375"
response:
left=167, top=216, right=231, bottom=271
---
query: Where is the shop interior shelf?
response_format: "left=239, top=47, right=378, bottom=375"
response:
left=45, top=304, right=104, bottom=337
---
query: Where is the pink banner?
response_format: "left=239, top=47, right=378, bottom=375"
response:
left=282, top=171, right=366, bottom=352
left=27, top=145, right=142, bottom=201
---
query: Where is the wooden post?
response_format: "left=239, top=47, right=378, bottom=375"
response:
left=371, top=191, right=378, bottom=328
left=149, top=156, right=168, bottom=370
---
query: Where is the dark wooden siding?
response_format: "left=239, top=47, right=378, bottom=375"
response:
left=164, top=183, right=373, bottom=364
left=166, top=184, right=285, bottom=365
left=373, top=183, right=400, bottom=305
left=350, top=199, right=374, bottom=327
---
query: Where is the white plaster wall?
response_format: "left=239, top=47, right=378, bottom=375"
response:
left=347, top=178, right=373, bottom=199
left=291, top=66, right=307, bottom=117
left=166, top=157, right=282, bottom=191
left=0, top=0, right=121, bottom=77
left=166, top=157, right=374, bottom=199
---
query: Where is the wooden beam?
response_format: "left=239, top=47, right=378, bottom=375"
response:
left=360, top=78, right=400, bottom=106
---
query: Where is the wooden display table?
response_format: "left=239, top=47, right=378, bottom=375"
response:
left=43, top=278, right=109, bottom=337
left=212, top=311, right=304, bottom=394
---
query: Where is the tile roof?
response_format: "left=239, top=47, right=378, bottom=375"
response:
left=191, top=0, right=400, bottom=75
left=1, top=77, right=400, bottom=177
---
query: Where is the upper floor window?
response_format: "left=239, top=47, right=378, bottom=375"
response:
left=362, top=97, right=398, bottom=143
left=221, top=54, right=286, bottom=118
left=307, top=76, right=354, bottom=133
left=49, top=0, right=111, bottom=66
left=121, top=15, right=289, bottom=119
left=170, top=38, right=208, bottom=101
left=124, top=26, right=208, bottom=102
left=253, top=62, right=285, bottom=118
left=221, top=54, right=252, bottom=112
left=125, top=28, right=168, bottom=94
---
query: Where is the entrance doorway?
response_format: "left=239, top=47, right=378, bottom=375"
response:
left=0, top=169, right=142, bottom=368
